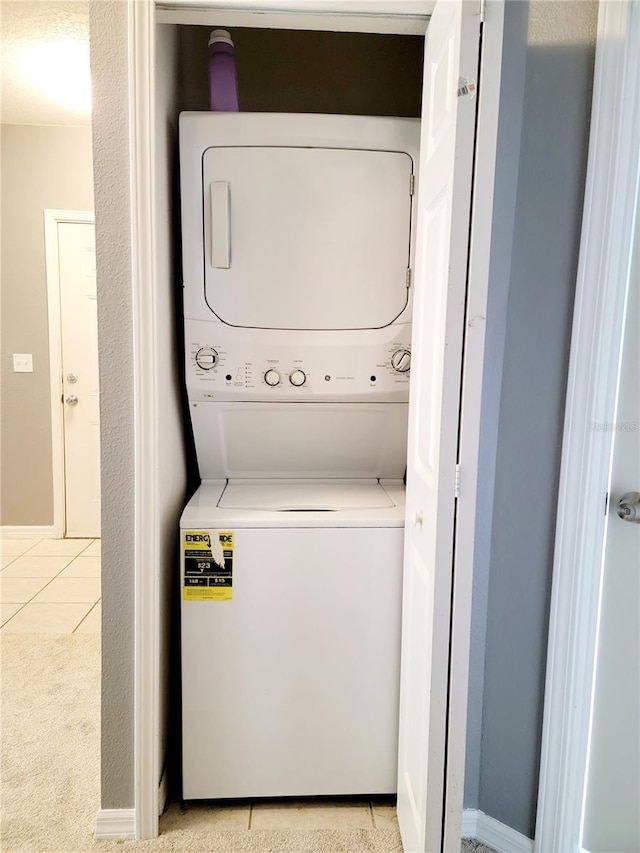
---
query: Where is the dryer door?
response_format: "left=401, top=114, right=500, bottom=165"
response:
left=202, top=146, right=413, bottom=330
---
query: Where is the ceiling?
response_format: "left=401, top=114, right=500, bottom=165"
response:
left=1, top=0, right=91, bottom=127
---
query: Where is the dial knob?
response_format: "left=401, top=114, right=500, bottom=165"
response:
left=289, top=369, right=306, bottom=387
left=264, top=369, right=281, bottom=387
left=195, top=347, right=218, bottom=370
left=391, top=349, right=411, bottom=373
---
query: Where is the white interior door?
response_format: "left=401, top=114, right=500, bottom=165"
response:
left=581, top=229, right=640, bottom=853
left=397, top=2, right=480, bottom=851
left=58, top=221, right=101, bottom=538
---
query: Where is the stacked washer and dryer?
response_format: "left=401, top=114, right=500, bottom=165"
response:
left=179, top=112, right=420, bottom=799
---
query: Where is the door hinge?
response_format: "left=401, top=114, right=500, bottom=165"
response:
left=406, top=268, right=412, bottom=289
left=410, top=174, right=415, bottom=196
left=454, top=464, right=461, bottom=499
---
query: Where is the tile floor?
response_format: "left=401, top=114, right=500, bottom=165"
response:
left=0, top=538, right=100, bottom=634
left=161, top=796, right=399, bottom=832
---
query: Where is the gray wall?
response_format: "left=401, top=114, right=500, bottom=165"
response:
left=464, top=0, right=530, bottom=810
left=0, top=124, right=94, bottom=526
left=464, top=0, right=598, bottom=838
left=89, top=0, right=135, bottom=810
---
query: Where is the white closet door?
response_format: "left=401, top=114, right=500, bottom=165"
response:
left=396, top=1, right=480, bottom=851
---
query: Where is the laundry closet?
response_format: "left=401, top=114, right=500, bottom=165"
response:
left=147, top=4, right=494, bottom=851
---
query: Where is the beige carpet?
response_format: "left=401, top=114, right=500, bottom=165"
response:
left=0, top=634, right=492, bottom=853
left=1, top=634, right=101, bottom=853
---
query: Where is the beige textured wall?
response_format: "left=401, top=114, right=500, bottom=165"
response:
left=89, top=0, right=136, bottom=811
left=0, top=123, right=94, bottom=526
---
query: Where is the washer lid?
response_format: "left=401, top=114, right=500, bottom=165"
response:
left=202, top=146, right=413, bottom=330
left=218, top=480, right=396, bottom=511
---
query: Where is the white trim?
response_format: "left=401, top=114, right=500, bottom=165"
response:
left=155, top=7, right=430, bottom=33
left=44, top=209, right=95, bottom=540
left=154, top=0, right=432, bottom=31
left=0, top=525, right=58, bottom=539
left=535, top=3, right=640, bottom=853
left=156, top=0, right=430, bottom=9
left=461, top=808, right=478, bottom=838
left=444, top=2, right=505, bottom=848
left=94, top=808, right=136, bottom=840
left=129, top=0, right=160, bottom=842
left=462, top=810, right=534, bottom=853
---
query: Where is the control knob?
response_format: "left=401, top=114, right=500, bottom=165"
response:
left=391, top=349, right=411, bottom=373
left=289, top=369, right=306, bottom=387
left=195, top=347, right=218, bottom=370
left=264, top=369, right=281, bottom=387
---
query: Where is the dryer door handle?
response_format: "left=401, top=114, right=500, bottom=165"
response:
left=210, top=181, right=230, bottom=269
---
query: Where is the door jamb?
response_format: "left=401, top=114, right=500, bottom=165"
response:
left=44, top=208, right=96, bottom=540
left=444, top=0, right=505, bottom=846
left=534, top=3, right=640, bottom=851
left=129, top=0, right=160, bottom=840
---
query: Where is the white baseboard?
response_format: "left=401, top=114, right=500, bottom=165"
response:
left=1, top=525, right=59, bottom=539
left=94, top=808, right=136, bottom=840
left=462, top=808, right=479, bottom=838
left=462, top=809, right=534, bottom=853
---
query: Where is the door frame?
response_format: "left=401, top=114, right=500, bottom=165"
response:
left=535, top=3, right=640, bottom=851
left=44, top=208, right=96, bottom=540
left=127, top=0, right=504, bottom=841
left=444, top=0, right=505, bottom=845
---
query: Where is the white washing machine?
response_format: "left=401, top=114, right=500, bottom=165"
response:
left=179, top=113, right=420, bottom=799
left=181, top=480, right=405, bottom=799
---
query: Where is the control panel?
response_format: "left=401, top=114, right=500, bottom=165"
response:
left=185, top=320, right=412, bottom=403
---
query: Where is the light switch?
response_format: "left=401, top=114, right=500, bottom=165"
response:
left=13, top=354, right=33, bottom=373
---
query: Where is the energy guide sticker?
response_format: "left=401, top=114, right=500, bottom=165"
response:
left=183, top=530, right=234, bottom=601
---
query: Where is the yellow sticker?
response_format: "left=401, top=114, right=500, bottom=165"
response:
left=183, top=530, right=234, bottom=601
